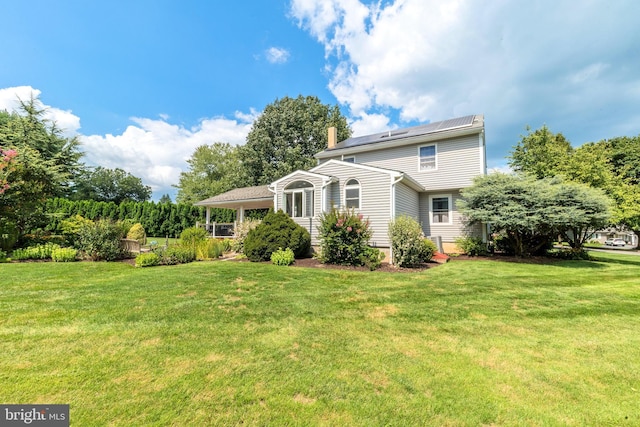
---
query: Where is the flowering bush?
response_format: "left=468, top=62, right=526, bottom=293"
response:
left=0, top=148, right=18, bottom=194
left=317, top=207, right=374, bottom=267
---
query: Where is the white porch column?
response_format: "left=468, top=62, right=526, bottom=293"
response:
left=238, top=206, right=245, bottom=223
left=206, top=207, right=211, bottom=225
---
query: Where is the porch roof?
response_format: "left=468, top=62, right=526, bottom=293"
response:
left=195, top=185, right=274, bottom=210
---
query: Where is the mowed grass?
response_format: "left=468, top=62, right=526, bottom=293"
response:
left=1, top=252, right=639, bottom=426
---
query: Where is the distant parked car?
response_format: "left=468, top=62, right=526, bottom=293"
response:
left=612, top=239, right=626, bottom=247
left=605, top=239, right=615, bottom=246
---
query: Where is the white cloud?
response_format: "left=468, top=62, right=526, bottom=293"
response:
left=265, top=47, right=291, bottom=64
left=290, top=0, right=640, bottom=156
left=81, top=113, right=254, bottom=195
left=0, top=86, right=81, bottom=136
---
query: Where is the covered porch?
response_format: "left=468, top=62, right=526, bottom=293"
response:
left=195, top=185, right=274, bottom=238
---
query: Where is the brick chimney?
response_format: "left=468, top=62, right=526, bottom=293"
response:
left=328, top=126, right=337, bottom=150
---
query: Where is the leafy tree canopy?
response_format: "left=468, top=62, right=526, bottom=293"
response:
left=240, top=95, right=351, bottom=186
left=175, top=142, right=245, bottom=204
left=72, top=167, right=151, bottom=204
left=508, top=125, right=573, bottom=179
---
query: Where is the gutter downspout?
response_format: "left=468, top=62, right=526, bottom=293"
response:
left=267, top=184, right=277, bottom=212
left=389, top=174, right=404, bottom=265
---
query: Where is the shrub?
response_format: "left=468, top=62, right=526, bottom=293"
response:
left=244, top=211, right=311, bottom=262
left=0, top=219, right=19, bottom=252
left=135, top=252, right=160, bottom=267
left=60, top=215, right=93, bottom=246
left=77, top=220, right=128, bottom=261
left=126, top=223, right=146, bottom=244
left=0, top=249, right=7, bottom=262
left=11, top=243, right=61, bottom=260
left=455, top=235, right=488, bottom=256
left=180, top=227, right=208, bottom=257
left=196, top=239, right=224, bottom=260
left=422, top=238, right=437, bottom=262
left=546, top=248, right=591, bottom=260
left=161, top=245, right=196, bottom=265
left=388, top=216, right=432, bottom=267
left=51, top=247, right=78, bottom=262
left=360, top=246, right=385, bottom=270
left=270, top=247, right=295, bottom=266
left=317, top=207, right=372, bottom=266
left=231, top=219, right=261, bottom=253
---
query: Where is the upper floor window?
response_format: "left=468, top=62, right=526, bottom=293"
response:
left=342, top=156, right=355, bottom=163
left=430, top=194, right=451, bottom=225
left=419, top=144, right=437, bottom=171
left=284, top=181, right=314, bottom=218
left=344, top=179, right=360, bottom=209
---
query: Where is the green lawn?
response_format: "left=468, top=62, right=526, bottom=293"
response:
left=1, top=253, right=639, bottom=426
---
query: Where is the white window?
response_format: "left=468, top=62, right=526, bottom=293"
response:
left=344, top=179, right=360, bottom=209
left=419, top=144, right=437, bottom=171
left=284, top=181, right=314, bottom=218
left=430, top=194, right=452, bottom=225
left=342, top=156, right=355, bottom=163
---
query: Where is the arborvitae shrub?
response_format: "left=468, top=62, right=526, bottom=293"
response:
left=126, top=223, right=146, bottom=244
left=244, top=210, right=311, bottom=262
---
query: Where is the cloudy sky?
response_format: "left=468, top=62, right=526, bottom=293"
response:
left=1, top=0, right=639, bottom=200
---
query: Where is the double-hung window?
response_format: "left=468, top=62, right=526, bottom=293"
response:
left=284, top=181, right=314, bottom=218
left=419, top=144, right=437, bottom=171
left=430, top=194, right=451, bottom=225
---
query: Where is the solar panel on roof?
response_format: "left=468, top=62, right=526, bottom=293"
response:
left=336, top=115, right=475, bottom=150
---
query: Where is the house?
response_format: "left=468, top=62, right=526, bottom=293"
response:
left=196, top=114, right=487, bottom=256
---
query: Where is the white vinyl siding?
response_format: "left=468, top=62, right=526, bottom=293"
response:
left=313, top=162, right=393, bottom=248
left=419, top=191, right=465, bottom=242
left=394, top=182, right=419, bottom=220
left=323, top=134, right=482, bottom=191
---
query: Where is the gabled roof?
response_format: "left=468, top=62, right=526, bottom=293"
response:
left=195, top=185, right=273, bottom=208
left=316, top=114, right=483, bottom=159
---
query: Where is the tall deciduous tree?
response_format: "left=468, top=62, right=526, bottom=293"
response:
left=175, top=143, right=245, bottom=204
left=240, top=95, right=351, bottom=186
left=508, top=125, right=573, bottom=179
left=72, top=167, right=151, bottom=204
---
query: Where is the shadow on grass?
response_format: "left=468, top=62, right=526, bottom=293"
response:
left=588, top=255, right=640, bottom=268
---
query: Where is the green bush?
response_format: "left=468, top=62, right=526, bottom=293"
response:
left=51, top=247, right=78, bottom=262
left=77, top=220, right=128, bottom=261
left=180, top=227, right=208, bottom=258
left=60, top=215, right=93, bottom=246
left=231, top=219, right=261, bottom=253
left=270, top=247, right=295, bottom=266
left=135, top=252, right=160, bottom=267
left=0, top=249, right=7, bottom=261
left=360, top=246, right=385, bottom=270
left=0, top=219, right=19, bottom=252
left=11, top=243, right=61, bottom=260
left=244, top=211, right=310, bottom=262
left=422, top=238, right=437, bottom=261
left=317, top=207, right=372, bottom=267
left=546, top=248, right=591, bottom=260
left=388, top=216, right=432, bottom=267
left=196, top=239, right=224, bottom=260
left=126, top=223, right=146, bottom=244
left=455, top=235, right=488, bottom=256
left=160, top=245, right=196, bottom=265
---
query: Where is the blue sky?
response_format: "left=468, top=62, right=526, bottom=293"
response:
left=1, top=0, right=639, bottom=200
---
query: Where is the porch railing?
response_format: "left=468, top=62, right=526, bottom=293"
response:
left=198, top=222, right=236, bottom=238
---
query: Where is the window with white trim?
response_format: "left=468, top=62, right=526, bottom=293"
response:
left=284, top=181, right=314, bottom=218
left=430, top=195, right=451, bottom=225
left=344, top=179, right=360, bottom=209
left=419, top=144, right=437, bottom=171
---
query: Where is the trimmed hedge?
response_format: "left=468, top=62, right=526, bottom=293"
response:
left=244, top=210, right=310, bottom=262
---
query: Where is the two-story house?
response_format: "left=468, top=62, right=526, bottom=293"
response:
left=196, top=114, right=487, bottom=255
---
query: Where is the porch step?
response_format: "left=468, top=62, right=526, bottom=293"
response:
left=432, top=251, right=450, bottom=264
